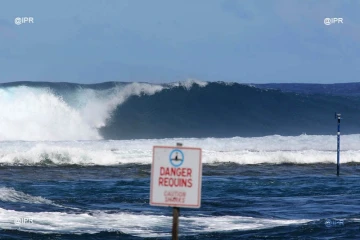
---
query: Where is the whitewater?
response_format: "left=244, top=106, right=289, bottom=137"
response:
left=0, top=80, right=358, bottom=166
left=0, top=80, right=206, bottom=141
left=0, top=135, right=359, bottom=166
left=2, top=80, right=360, bottom=239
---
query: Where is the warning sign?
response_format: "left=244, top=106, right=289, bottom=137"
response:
left=150, top=146, right=202, bottom=208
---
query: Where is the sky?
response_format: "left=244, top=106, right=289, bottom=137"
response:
left=0, top=0, right=359, bottom=84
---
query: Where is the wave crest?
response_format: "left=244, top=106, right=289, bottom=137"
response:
left=0, top=80, right=207, bottom=141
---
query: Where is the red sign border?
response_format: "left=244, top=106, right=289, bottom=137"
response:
left=150, top=146, right=202, bottom=208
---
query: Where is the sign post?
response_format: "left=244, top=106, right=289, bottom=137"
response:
left=150, top=143, right=202, bottom=239
left=335, top=113, right=341, bottom=176
left=172, top=143, right=182, bottom=240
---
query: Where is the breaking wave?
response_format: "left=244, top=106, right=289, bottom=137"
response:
left=1, top=80, right=360, bottom=141
left=0, top=80, right=206, bottom=141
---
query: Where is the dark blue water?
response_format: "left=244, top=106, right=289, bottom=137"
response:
left=2, top=80, right=360, bottom=239
left=2, top=81, right=360, bottom=140
left=254, top=82, right=360, bottom=97
left=1, top=163, right=360, bottom=239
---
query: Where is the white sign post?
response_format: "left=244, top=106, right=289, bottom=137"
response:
left=150, top=143, right=202, bottom=239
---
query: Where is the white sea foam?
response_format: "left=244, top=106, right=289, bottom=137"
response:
left=0, top=187, right=53, bottom=205
left=169, top=79, right=208, bottom=89
left=0, top=87, right=101, bottom=141
left=0, top=81, right=207, bottom=141
left=0, top=207, right=310, bottom=237
left=0, top=83, right=165, bottom=141
left=0, top=135, right=359, bottom=165
left=0, top=187, right=78, bottom=209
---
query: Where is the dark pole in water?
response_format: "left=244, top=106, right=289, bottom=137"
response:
left=172, top=206, right=179, bottom=240
left=172, top=142, right=182, bottom=240
left=335, top=113, right=341, bottom=176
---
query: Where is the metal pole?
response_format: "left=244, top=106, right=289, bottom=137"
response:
left=172, top=142, right=182, bottom=240
left=336, top=113, right=341, bottom=176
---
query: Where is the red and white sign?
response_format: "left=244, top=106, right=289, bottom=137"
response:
left=150, top=146, right=202, bottom=208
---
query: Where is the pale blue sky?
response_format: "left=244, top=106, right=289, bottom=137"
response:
left=0, top=0, right=359, bottom=83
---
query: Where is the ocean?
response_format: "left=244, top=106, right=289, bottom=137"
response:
left=1, top=80, right=360, bottom=239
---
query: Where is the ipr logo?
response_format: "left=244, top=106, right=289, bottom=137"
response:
left=14, top=218, right=33, bottom=225
left=325, top=219, right=344, bottom=227
left=324, top=18, right=343, bottom=26
left=14, top=17, right=34, bottom=25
